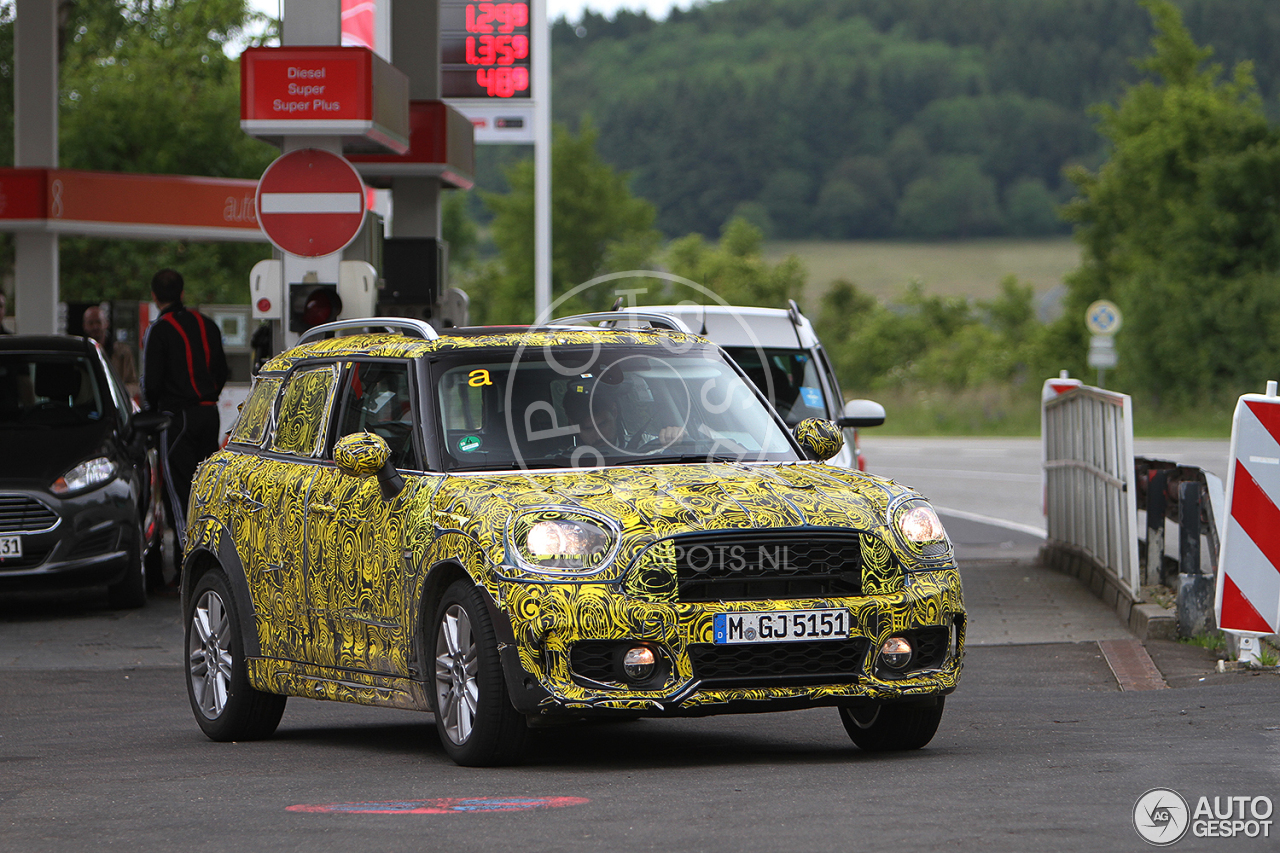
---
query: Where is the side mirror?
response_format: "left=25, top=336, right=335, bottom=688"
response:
left=334, top=432, right=403, bottom=499
left=837, top=399, right=886, bottom=428
left=793, top=417, right=845, bottom=462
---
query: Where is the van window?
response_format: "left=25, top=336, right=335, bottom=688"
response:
left=722, top=346, right=827, bottom=426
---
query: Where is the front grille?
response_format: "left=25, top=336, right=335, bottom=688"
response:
left=671, top=529, right=866, bottom=602
left=0, top=495, right=58, bottom=533
left=689, top=639, right=867, bottom=688
left=66, top=528, right=120, bottom=560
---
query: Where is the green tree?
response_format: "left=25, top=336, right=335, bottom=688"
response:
left=0, top=0, right=277, bottom=305
left=664, top=217, right=805, bottom=308
left=816, top=274, right=1049, bottom=396
left=1062, top=0, right=1280, bottom=402
left=895, top=156, right=1004, bottom=238
left=469, top=121, right=659, bottom=323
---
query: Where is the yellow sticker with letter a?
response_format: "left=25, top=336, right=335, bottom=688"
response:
left=468, top=369, right=493, bottom=387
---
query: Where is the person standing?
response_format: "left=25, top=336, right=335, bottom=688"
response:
left=142, top=269, right=228, bottom=580
left=82, top=305, right=141, bottom=401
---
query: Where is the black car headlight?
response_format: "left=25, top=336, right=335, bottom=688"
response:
left=889, top=498, right=952, bottom=566
left=509, top=508, right=619, bottom=574
left=51, top=456, right=116, bottom=496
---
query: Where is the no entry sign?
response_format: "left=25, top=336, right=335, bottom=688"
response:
left=255, top=148, right=366, bottom=257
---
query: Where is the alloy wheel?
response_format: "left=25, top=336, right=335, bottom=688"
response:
left=434, top=603, right=480, bottom=744
left=189, top=589, right=233, bottom=719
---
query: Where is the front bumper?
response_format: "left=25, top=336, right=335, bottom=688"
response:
left=497, top=568, right=965, bottom=718
left=0, top=482, right=137, bottom=591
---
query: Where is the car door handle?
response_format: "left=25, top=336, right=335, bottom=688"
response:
left=311, top=502, right=338, bottom=515
left=229, top=491, right=265, bottom=512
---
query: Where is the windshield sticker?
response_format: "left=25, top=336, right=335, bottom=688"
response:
left=800, top=387, right=823, bottom=408
left=458, top=435, right=482, bottom=453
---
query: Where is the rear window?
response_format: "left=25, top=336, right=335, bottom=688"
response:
left=721, top=347, right=827, bottom=426
left=228, top=376, right=281, bottom=446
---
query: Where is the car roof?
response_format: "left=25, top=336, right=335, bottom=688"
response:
left=0, top=335, right=98, bottom=354
left=621, top=304, right=818, bottom=349
left=258, top=325, right=711, bottom=374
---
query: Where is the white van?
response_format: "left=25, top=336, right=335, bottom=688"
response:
left=621, top=301, right=885, bottom=470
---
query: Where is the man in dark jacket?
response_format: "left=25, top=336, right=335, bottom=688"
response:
left=143, top=269, right=228, bottom=575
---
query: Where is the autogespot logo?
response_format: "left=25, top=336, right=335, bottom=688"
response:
left=1133, top=789, right=1276, bottom=844
left=1134, top=788, right=1190, bottom=846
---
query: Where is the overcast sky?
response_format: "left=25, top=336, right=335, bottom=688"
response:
left=247, top=1, right=695, bottom=26
left=547, top=0, right=691, bottom=22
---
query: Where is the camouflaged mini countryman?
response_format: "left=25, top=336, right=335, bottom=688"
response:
left=182, top=315, right=965, bottom=766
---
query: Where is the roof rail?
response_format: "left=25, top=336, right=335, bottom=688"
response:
left=296, top=318, right=440, bottom=346
left=547, top=310, right=692, bottom=334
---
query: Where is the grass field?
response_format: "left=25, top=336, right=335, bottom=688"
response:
left=763, top=236, right=1081, bottom=312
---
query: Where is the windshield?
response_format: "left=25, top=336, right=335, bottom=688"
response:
left=435, top=345, right=798, bottom=471
left=722, top=346, right=827, bottom=426
left=0, top=353, right=106, bottom=426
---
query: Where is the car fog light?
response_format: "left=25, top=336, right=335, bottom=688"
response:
left=622, top=646, right=657, bottom=681
left=880, top=637, right=913, bottom=670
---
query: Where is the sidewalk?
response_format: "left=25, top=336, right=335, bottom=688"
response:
left=954, top=533, right=1270, bottom=690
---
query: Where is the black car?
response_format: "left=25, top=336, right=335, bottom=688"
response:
left=0, top=335, right=167, bottom=607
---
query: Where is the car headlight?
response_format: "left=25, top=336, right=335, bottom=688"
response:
left=510, top=508, right=619, bottom=573
left=889, top=498, right=951, bottom=565
left=51, top=456, right=116, bottom=496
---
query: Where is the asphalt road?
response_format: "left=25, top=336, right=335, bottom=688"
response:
left=860, top=436, right=1232, bottom=533
left=4, top=558, right=1277, bottom=851
left=3, top=437, right=1273, bottom=852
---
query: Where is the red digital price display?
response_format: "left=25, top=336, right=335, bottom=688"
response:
left=441, top=1, right=532, bottom=99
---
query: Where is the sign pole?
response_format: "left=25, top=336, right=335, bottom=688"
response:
left=532, top=0, right=551, bottom=323
left=1085, top=300, right=1122, bottom=389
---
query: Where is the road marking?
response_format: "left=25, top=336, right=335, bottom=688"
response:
left=878, top=466, right=1042, bottom=484
left=935, top=506, right=1047, bottom=538
left=1098, top=639, right=1167, bottom=691
left=287, top=796, right=590, bottom=815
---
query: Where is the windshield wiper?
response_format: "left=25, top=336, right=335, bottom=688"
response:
left=615, top=454, right=744, bottom=466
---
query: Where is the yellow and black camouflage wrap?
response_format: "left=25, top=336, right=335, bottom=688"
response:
left=184, top=329, right=964, bottom=720
left=793, top=417, right=844, bottom=461
left=333, top=432, right=391, bottom=476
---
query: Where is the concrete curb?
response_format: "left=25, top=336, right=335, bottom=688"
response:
left=1039, top=543, right=1178, bottom=641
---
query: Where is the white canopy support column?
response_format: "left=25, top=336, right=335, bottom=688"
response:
left=13, top=0, right=60, bottom=334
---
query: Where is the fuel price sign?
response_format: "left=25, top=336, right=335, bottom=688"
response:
left=441, top=1, right=532, bottom=99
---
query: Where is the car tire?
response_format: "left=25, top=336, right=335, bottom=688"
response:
left=839, top=697, right=945, bottom=752
left=430, top=579, right=526, bottom=766
left=186, top=569, right=286, bottom=742
left=106, top=526, right=148, bottom=609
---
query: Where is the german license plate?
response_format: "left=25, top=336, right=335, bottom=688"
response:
left=0, top=535, right=23, bottom=559
left=713, top=609, right=850, bottom=644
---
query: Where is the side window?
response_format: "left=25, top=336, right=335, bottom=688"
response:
left=335, top=361, right=418, bottom=469
left=228, top=376, right=281, bottom=446
left=270, top=365, right=338, bottom=457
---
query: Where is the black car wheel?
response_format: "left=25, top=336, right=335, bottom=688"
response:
left=839, top=696, right=945, bottom=752
left=186, top=570, right=286, bottom=741
left=431, top=580, right=526, bottom=766
left=106, top=525, right=148, bottom=609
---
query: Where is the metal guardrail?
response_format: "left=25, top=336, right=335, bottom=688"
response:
left=1043, top=384, right=1141, bottom=596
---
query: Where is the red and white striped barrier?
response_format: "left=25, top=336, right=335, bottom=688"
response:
left=1217, top=381, right=1280, bottom=653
